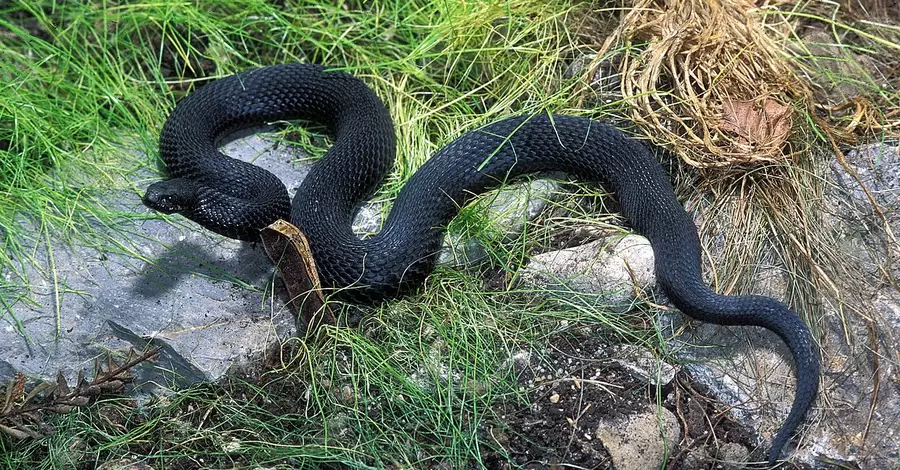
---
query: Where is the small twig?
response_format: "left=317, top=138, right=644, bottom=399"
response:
left=0, top=348, right=160, bottom=421
left=88, top=347, right=160, bottom=387
left=861, top=321, right=880, bottom=448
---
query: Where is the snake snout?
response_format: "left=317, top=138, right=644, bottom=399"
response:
left=143, top=178, right=198, bottom=214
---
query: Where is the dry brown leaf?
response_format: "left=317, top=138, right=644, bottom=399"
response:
left=1, top=349, right=156, bottom=442
left=3, top=373, right=25, bottom=413
left=55, top=371, right=71, bottom=397
left=261, top=219, right=335, bottom=335
left=24, top=381, right=55, bottom=404
left=49, top=404, right=74, bottom=414
left=721, top=98, right=793, bottom=154
left=0, top=423, right=31, bottom=439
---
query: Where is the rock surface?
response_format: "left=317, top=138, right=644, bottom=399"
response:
left=815, top=141, right=900, bottom=467
left=0, top=132, right=555, bottom=390
left=609, top=343, right=677, bottom=388
left=0, top=134, right=306, bottom=390
left=518, top=234, right=655, bottom=311
left=438, top=178, right=559, bottom=267
left=595, top=408, right=681, bottom=470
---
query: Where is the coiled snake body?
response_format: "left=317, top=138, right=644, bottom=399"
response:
left=143, top=63, right=818, bottom=464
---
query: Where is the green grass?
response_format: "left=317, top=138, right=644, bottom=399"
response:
left=2, top=275, right=656, bottom=468
left=1, top=0, right=897, bottom=468
left=0, top=0, right=608, bottom=336
left=0, top=0, right=604, bottom=293
left=0, top=1, right=639, bottom=467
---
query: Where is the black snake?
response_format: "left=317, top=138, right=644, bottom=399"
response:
left=142, top=63, right=818, bottom=464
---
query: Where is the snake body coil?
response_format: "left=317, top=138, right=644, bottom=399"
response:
left=143, top=63, right=818, bottom=464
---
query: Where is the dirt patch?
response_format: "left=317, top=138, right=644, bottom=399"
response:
left=482, top=333, right=640, bottom=469
left=481, top=330, right=792, bottom=469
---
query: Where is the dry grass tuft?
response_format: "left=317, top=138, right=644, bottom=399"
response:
left=595, top=0, right=812, bottom=168
left=581, top=4, right=899, bottom=460
left=580, top=0, right=899, bottom=344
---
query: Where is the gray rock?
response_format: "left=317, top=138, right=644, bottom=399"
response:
left=609, top=344, right=676, bottom=388
left=681, top=448, right=712, bottom=469
left=0, top=132, right=304, bottom=389
left=716, top=442, right=750, bottom=470
left=351, top=202, right=385, bottom=236
left=831, top=141, right=900, bottom=215
left=518, top=234, right=655, bottom=310
left=437, top=179, right=559, bottom=266
left=595, top=407, right=680, bottom=470
left=829, top=141, right=899, bottom=280
left=813, top=140, right=900, bottom=467
left=347, top=178, right=559, bottom=266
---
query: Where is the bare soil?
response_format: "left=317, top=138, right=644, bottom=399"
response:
left=480, top=330, right=801, bottom=470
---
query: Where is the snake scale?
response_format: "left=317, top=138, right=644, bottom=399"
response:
left=142, top=63, right=818, bottom=464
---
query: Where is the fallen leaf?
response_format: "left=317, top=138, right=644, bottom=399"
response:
left=2, top=373, right=25, bottom=413
left=261, top=219, right=335, bottom=335
left=0, top=423, right=31, bottom=439
left=721, top=98, right=792, bottom=154
left=55, top=371, right=71, bottom=397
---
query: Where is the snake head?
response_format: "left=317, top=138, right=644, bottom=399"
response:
left=143, top=178, right=198, bottom=214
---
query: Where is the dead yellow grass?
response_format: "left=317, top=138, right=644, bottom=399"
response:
left=579, top=5, right=899, bottom=460
left=580, top=0, right=899, bottom=377
left=594, top=0, right=812, bottom=168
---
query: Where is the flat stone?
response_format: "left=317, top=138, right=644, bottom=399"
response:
left=595, top=408, right=680, bottom=470
left=0, top=132, right=305, bottom=389
left=831, top=141, right=900, bottom=212
left=518, top=234, right=655, bottom=310
left=717, top=442, right=750, bottom=469
left=609, top=344, right=676, bottom=388
left=437, top=179, right=559, bottom=266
